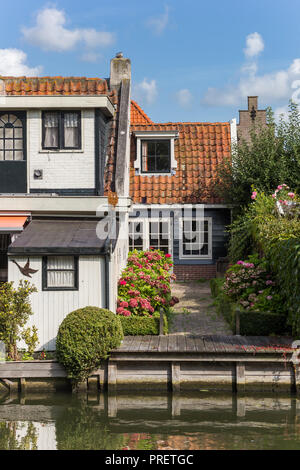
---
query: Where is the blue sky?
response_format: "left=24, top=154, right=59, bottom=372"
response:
left=1, top=0, right=300, bottom=122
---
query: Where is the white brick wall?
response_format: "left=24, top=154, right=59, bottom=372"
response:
left=28, top=109, right=95, bottom=190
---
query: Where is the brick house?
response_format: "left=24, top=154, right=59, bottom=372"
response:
left=129, top=101, right=235, bottom=280
left=0, top=53, right=132, bottom=350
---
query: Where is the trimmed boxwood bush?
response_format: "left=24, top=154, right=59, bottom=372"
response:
left=237, top=310, right=287, bottom=336
left=56, top=306, right=123, bottom=384
left=119, top=313, right=168, bottom=336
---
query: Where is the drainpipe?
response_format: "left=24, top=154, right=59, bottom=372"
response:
left=104, top=238, right=111, bottom=310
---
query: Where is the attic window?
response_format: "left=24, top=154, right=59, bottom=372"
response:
left=42, top=111, right=81, bottom=150
left=141, top=140, right=170, bottom=173
left=134, top=131, right=178, bottom=175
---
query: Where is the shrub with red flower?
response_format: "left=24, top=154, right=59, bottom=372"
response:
left=117, top=250, right=178, bottom=317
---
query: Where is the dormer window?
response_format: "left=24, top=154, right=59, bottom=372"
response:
left=141, top=140, right=170, bottom=173
left=42, top=111, right=81, bottom=150
left=134, top=131, right=178, bottom=175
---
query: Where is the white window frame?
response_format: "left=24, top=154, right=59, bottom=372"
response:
left=179, top=217, right=212, bottom=260
left=129, top=217, right=173, bottom=257
left=133, top=131, right=178, bottom=176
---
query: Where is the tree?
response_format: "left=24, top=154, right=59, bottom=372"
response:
left=214, top=102, right=300, bottom=211
left=0, top=280, right=37, bottom=360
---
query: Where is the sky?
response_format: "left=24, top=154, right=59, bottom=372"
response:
left=0, top=0, right=300, bottom=123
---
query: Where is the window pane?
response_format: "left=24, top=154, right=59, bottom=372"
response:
left=43, top=113, right=59, bottom=148
left=14, top=151, right=23, bottom=161
left=47, top=270, right=75, bottom=288
left=156, top=156, right=170, bottom=172
left=64, top=127, right=79, bottom=148
left=147, top=156, right=156, bottom=172
left=48, top=256, right=74, bottom=270
left=5, top=151, right=13, bottom=160
left=181, top=219, right=210, bottom=258
left=145, top=141, right=155, bottom=155
left=0, top=151, right=4, bottom=161
left=14, top=128, right=22, bottom=138
left=5, top=139, right=13, bottom=149
left=5, top=128, right=13, bottom=138
left=14, top=139, right=23, bottom=150
left=156, top=141, right=169, bottom=155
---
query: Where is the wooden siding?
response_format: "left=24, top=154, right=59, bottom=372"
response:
left=173, top=208, right=231, bottom=265
left=8, top=255, right=106, bottom=351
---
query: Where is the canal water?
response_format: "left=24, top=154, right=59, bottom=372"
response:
left=1, top=392, right=300, bottom=450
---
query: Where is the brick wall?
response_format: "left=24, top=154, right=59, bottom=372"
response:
left=29, top=109, right=95, bottom=190
left=174, top=264, right=216, bottom=281
left=237, top=96, right=267, bottom=143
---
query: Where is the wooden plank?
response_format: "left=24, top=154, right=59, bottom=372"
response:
left=138, top=336, right=153, bottom=352
left=167, top=335, right=178, bottom=352
left=202, top=336, right=217, bottom=353
left=158, top=335, right=169, bottom=353
left=116, top=336, right=135, bottom=352
left=193, top=336, right=206, bottom=353
left=185, top=336, right=197, bottom=352
left=128, top=336, right=143, bottom=352
left=210, top=335, right=228, bottom=353
left=177, top=335, right=187, bottom=353
left=218, top=335, right=237, bottom=353
left=149, top=336, right=160, bottom=352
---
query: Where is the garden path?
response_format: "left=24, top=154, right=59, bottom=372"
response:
left=169, top=281, right=233, bottom=336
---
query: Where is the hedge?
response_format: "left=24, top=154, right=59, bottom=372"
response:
left=119, top=313, right=168, bottom=336
left=210, top=278, right=288, bottom=336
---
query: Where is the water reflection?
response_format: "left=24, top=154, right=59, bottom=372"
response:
left=1, top=391, right=300, bottom=450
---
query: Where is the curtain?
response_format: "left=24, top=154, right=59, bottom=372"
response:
left=141, top=141, right=148, bottom=171
left=44, top=113, right=59, bottom=148
left=64, top=113, right=79, bottom=148
left=47, top=256, right=75, bottom=288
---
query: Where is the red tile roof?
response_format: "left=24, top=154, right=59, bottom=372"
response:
left=0, top=76, right=109, bottom=96
left=131, top=100, right=153, bottom=124
left=130, top=102, right=231, bottom=204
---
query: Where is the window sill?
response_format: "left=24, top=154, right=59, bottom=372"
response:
left=39, top=149, right=84, bottom=154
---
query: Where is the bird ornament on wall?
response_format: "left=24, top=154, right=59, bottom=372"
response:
left=12, top=258, right=38, bottom=278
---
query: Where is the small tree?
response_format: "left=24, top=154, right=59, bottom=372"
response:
left=0, top=280, right=37, bottom=360
left=214, top=102, right=300, bottom=211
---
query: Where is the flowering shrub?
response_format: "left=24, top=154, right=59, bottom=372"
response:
left=117, top=249, right=178, bottom=317
left=223, top=254, right=283, bottom=313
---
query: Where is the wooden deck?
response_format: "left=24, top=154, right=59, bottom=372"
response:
left=113, top=334, right=294, bottom=355
left=0, top=334, right=298, bottom=394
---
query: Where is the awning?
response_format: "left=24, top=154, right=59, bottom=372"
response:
left=8, top=219, right=110, bottom=255
left=0, top=216, right=28, bottom=232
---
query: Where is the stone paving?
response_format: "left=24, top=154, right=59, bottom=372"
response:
left=169, top=281, right=233, bottom=336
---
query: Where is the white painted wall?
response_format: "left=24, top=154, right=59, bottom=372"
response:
left=27, top=109, right=95, bottom=190
left=8, top=255, right=106, bottom=351
left=109, top=212, right=129, bottom=312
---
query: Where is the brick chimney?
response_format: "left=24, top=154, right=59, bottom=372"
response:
left=237, top=96, right=267, bottom=142
left=110, top=52, right=131, bottom=89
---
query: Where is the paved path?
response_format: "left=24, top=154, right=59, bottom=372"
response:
left=169, top=281, right=233, bottom=336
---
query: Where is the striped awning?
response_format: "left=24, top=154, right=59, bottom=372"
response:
left=0, top=216, right=28, bottom=232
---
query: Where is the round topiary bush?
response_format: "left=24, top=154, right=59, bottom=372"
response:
left=56, top=306, right=124, bottom=384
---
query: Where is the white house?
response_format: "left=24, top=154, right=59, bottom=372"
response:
left=0, top=53, right=132, bottom=350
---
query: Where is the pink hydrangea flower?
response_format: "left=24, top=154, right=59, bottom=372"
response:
left=266, top=295, right=273, bottom=300
left=288, top=192, right=295, bottom=198
left=251, top=191, right=257, bottom=200
left=119, top=280, right=126, bottom=286
left=129, top=298, right=138, bottom=308
left=119, top=301, right=129, bottom=308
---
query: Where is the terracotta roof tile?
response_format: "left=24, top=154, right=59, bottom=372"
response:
left=131, top=100, right=153, bottom=124
left=130, top=103, right=231, bottom=204
left=0, top=76, right=109, bottom=96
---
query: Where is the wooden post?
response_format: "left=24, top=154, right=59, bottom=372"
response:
left=107, top=394, right=118, bottom=418
left=107, top=361, right=117, bottom=392
left=171, top=393, right=181, bottom=417
left=171, top=362, right=181, bottom=393
left=236, top=362, right=245, bottom=393
left=160, top=308, right=164, bottom=336
left=19, top=378, right=26, bottom=394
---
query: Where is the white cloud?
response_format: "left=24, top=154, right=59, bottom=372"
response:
left=147, top=5, right=169, bottom=36
left=244, top=32, right=264, bottom=58
left=22, top=7, right=114, bottom=53
left=133, top=79, right=158, bottom=105
left=176, top=88, right=192, bottom=108
left=202, top=32, right=300, bottom=107
left=80, top=51, right=101, bottom=63
left=0, top=49, right=42, bottom=76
